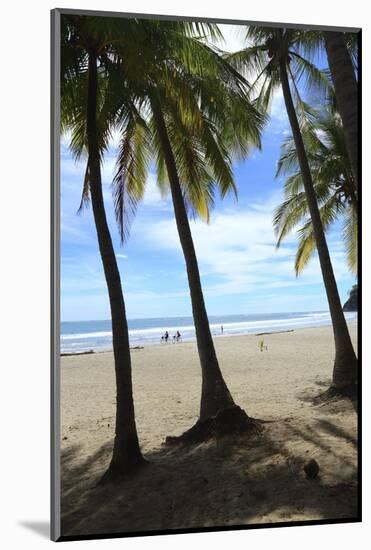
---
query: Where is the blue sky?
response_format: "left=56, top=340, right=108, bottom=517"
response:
left=60, top=24, right=356, bottom=322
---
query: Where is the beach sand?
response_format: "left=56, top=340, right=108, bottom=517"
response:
left=60, top=323, right=358, bottom=536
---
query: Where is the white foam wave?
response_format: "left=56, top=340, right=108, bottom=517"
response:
left=60, top=311, right=357, bottom=353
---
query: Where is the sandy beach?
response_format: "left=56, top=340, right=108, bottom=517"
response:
left=60, top=323, right=358, bottom=536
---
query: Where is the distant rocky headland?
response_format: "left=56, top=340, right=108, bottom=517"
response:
left=343, top=284, right=358, bottom=312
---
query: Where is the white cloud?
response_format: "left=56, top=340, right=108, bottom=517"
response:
left=139, top=191, right=350, bottom=299
left=142, top=173, right=170, bottom=208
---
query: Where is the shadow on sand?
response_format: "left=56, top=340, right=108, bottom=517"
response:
left=296, top=379, right=358, bottom=413
left=60, top=414, right=358, bottom=538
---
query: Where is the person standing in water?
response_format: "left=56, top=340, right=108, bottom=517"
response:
left=221, top=325, right=224, bottom=334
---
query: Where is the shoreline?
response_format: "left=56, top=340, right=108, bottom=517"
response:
left=60, top=318, right=357, bottom=357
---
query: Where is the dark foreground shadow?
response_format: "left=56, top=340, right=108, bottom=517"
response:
left=60, top=417, right=358, bottom=538
left=18, top=521, right=49, bottom=539
left=296, top=379, right=358, bottom=413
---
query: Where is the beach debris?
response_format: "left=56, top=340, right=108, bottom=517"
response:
left=303, top=458, right=319, bottom=479
left=61, top=349, right=94, bottom=357
left=256, top=329, right=294, bottom=336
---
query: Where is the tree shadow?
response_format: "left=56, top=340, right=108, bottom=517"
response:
left=296, top=378, right=358, bottom=413
left=282, top=422, right=356, bottom=471
left=315, top=419, right=357, bottom=448
left=59, top=420, right=358, bottom=538
left=295, top=378, right=332, bottom=403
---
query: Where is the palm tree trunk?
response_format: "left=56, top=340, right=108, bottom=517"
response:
left=150, top=97, right=235, bottom=421
left=279, top=58, right=357, bottom=389
left=324, top=32, right=358, bottom=187
left=86, top=50, right=143, bottom=479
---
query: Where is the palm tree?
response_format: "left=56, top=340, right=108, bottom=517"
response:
left=298, top=30, right=359, bottom=183
left=274, top=107, right=357, bottom=275
left=61, top=15, right=146, bottom=481
left=324, top=31, right=359, bottom=184
left=149, top=97, right=238, bottom=424
left=229, top=27, right=357, bottom=392
left=112, top=21, right=265, bottom=430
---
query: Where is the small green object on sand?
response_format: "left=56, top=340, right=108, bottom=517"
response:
left=303, top=458, right=319, bottom=479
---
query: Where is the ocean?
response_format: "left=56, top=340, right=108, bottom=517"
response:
left=60, top=310, right=357, bottom=354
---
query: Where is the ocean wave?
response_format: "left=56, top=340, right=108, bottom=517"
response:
left=60, top=311, right=357, bottom=353
left=61, top=331, right=113, bottom=340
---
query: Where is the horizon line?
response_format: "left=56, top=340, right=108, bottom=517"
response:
left=61, top=308, right=332, bottom=324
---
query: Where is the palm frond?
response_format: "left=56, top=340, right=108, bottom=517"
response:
left=273, top=192, right=309, bottom=246
left=294, top=226, right=317, bottom=276
left=343, top=207, right=358, bottom=273
left=113, top=117, right=152, bottom=242
left=294, top=196, right=344, bottom=275
left=290, top=51, right=331, bottom=97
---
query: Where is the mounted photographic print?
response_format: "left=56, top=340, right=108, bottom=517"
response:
left=51, top=8, right=361, bottom=542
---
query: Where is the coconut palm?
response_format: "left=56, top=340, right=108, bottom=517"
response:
left=228, top=27, right=357, bottom=392
left=274, top=107, right=357, bottom=276
left=297, top=30, right=359, bottom=183
left=61, top=14, right=147, bottom=481
left=62, top=16, right=264, bottom=470
left=112, top=21, right=265, bottom=429
left=323, top=32, right=358, bottom=184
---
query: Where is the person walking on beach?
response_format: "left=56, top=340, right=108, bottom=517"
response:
left=221, top=325, right=224, bottom=334
left=176, top=330, right=182, bottom=342
left=164, top=331, right=169, bottom=343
